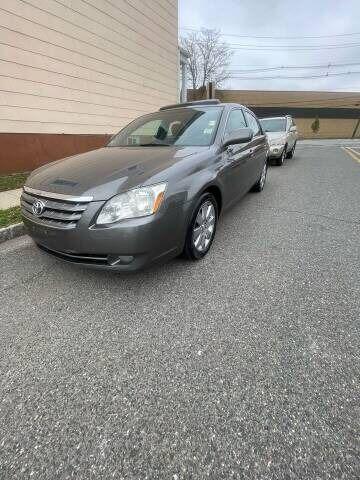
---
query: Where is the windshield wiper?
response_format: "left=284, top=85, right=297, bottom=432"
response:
left=107, top=142, right=171, bottom=147
left=138, top=143, right=171, bottom=147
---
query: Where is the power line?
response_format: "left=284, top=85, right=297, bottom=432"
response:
left=228, top=42, right=360, bottom=51
left=228, top=71, right=360, bottom=80
left=180, top=26, right=360, bottom=40
left=229, top=62, right=360, bottom=70
left=228, top=62, right=360, bottom=73
left=180, top=27, right=360, bottom=49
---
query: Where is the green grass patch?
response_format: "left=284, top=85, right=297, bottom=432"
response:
left=0, top=206, right=22, bottom=228
left=0, top=173, right=29, bottom=192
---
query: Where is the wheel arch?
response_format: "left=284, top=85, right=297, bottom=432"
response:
left=200, top=184, right=223, bottom=214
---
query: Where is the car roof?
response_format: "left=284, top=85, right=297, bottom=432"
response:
left=159, top=99, right=249, bottom=111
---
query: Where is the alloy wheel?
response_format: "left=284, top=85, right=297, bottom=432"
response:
left=192, top=201, right=216, bottom=253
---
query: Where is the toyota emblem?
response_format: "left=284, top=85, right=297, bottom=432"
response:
left=32, top=199, right=45, bottom=216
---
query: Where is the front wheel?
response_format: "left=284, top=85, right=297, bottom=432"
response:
left=275, top=145, right=287, bottom=166
left=182, top=193, right=218, bottom=260
left=287, top=141, right=296, bottom=159
left=252, top=162, right=268, bottom=192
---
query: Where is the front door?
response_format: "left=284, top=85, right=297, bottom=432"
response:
left=221, top=108, right=252, bottom=204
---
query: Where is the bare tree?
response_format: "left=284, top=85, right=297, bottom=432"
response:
left=180, top=29, right=233, bottom=89
left=181, top=32, right=199, bottom=90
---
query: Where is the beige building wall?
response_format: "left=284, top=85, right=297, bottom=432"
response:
left=0, top=0, right=179, bottom=135
left=216, top=89, right=360, bottom=108
left=217, top=90, right=360, bottom=139
left=189, top=89, right=360, bottom=139
left=295, top=118, right=359, bottom=139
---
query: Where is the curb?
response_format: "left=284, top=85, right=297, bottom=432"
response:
left=0, top=223, right=27, bottom=244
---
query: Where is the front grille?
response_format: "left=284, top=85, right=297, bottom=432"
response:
left=21, top=188, right=90, bottom=229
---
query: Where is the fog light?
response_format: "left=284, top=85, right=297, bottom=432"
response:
left=107, top=255, right=134, bottom=266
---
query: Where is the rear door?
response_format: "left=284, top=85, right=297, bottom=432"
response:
left=221, top=108, right=253, bottom=203
left=243, top=110, right=267, bottom=187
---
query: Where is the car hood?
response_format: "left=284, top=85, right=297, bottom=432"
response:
left=266, top=132, right=287, bottom=144
left=25, top=146, right=207, bottom=201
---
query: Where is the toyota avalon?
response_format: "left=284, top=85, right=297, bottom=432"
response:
left=22, top=100, right=268, bottom=271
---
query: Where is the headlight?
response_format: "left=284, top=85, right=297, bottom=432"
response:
left=96, top=183, right=167, bottom=225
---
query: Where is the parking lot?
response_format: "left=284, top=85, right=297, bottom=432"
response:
left=1, top=140, right=359, bottom=479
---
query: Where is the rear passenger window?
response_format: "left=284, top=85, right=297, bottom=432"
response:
left=225, top=109, right=247, bottom=135
left=244, top=111, right=261, bottom=136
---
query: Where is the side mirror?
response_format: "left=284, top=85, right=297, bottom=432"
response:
left=289, top=126, right=297, bottom=132
left=223, top=128, right=253, bottom=149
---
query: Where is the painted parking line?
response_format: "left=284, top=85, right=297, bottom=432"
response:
left=347, top=146, right=360, bottom=155
left=342, top=147, right=360, bottom=164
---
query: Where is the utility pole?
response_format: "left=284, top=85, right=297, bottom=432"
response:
left=352, top=118, right=360, bottom=138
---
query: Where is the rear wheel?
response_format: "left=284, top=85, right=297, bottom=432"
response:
left=275, top=145, right=287, bottom=166
left=183, top=193, right=218, bottom=260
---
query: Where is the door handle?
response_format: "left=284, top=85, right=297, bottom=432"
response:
left=226, top=145, right=235, bottom=155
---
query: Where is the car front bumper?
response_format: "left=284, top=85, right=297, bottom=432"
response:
left=268, top=144, right=286, bottom=158
left=22, top=200, right=189, bottom=271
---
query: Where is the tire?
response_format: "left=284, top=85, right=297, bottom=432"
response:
left=275, top=145, right=287, bottom=166
left=287, top=141, right=296, bottom=159
left=182, top=193, right=218, bottom=260
left=252, top=161, right=268, bottom=192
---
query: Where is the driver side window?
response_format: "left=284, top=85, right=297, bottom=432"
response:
left=225, top=109, right=247, bottom=135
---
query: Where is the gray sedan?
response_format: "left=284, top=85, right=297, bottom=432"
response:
left=21, top=100, right=268, bottom=271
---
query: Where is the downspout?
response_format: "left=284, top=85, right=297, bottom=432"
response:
left=181, top=60, right=187, bottom=103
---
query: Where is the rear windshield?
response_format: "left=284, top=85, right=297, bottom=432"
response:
left=107, top=106, right=223, bottom=147
left=260, top=118, right=287, bottom=132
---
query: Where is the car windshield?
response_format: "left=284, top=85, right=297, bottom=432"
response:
left=260, top=118, right=287, bottom=132
left=107, top=106, right=223, bottom=147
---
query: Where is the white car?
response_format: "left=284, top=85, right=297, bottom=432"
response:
left=260, top=116, right=298, bottom=166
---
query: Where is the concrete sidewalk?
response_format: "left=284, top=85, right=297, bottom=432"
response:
left=0, top=188, right=22, bottom=210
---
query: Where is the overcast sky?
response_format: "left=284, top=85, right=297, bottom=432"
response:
left=179, top=0, right=360, bottom=92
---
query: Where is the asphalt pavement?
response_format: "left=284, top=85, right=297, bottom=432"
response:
left=0, top=140, right=359, bottom=479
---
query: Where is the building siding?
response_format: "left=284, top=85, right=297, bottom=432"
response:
left=0, top=0, right=179, bottom=136
left=216, top=90, right=360, bottom=139
left=188, top=89, right=360, bottom=139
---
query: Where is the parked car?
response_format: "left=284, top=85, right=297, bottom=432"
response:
left=21, top=100, right=268, bottom=271
left=259, top=116, right=298, bottom=166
